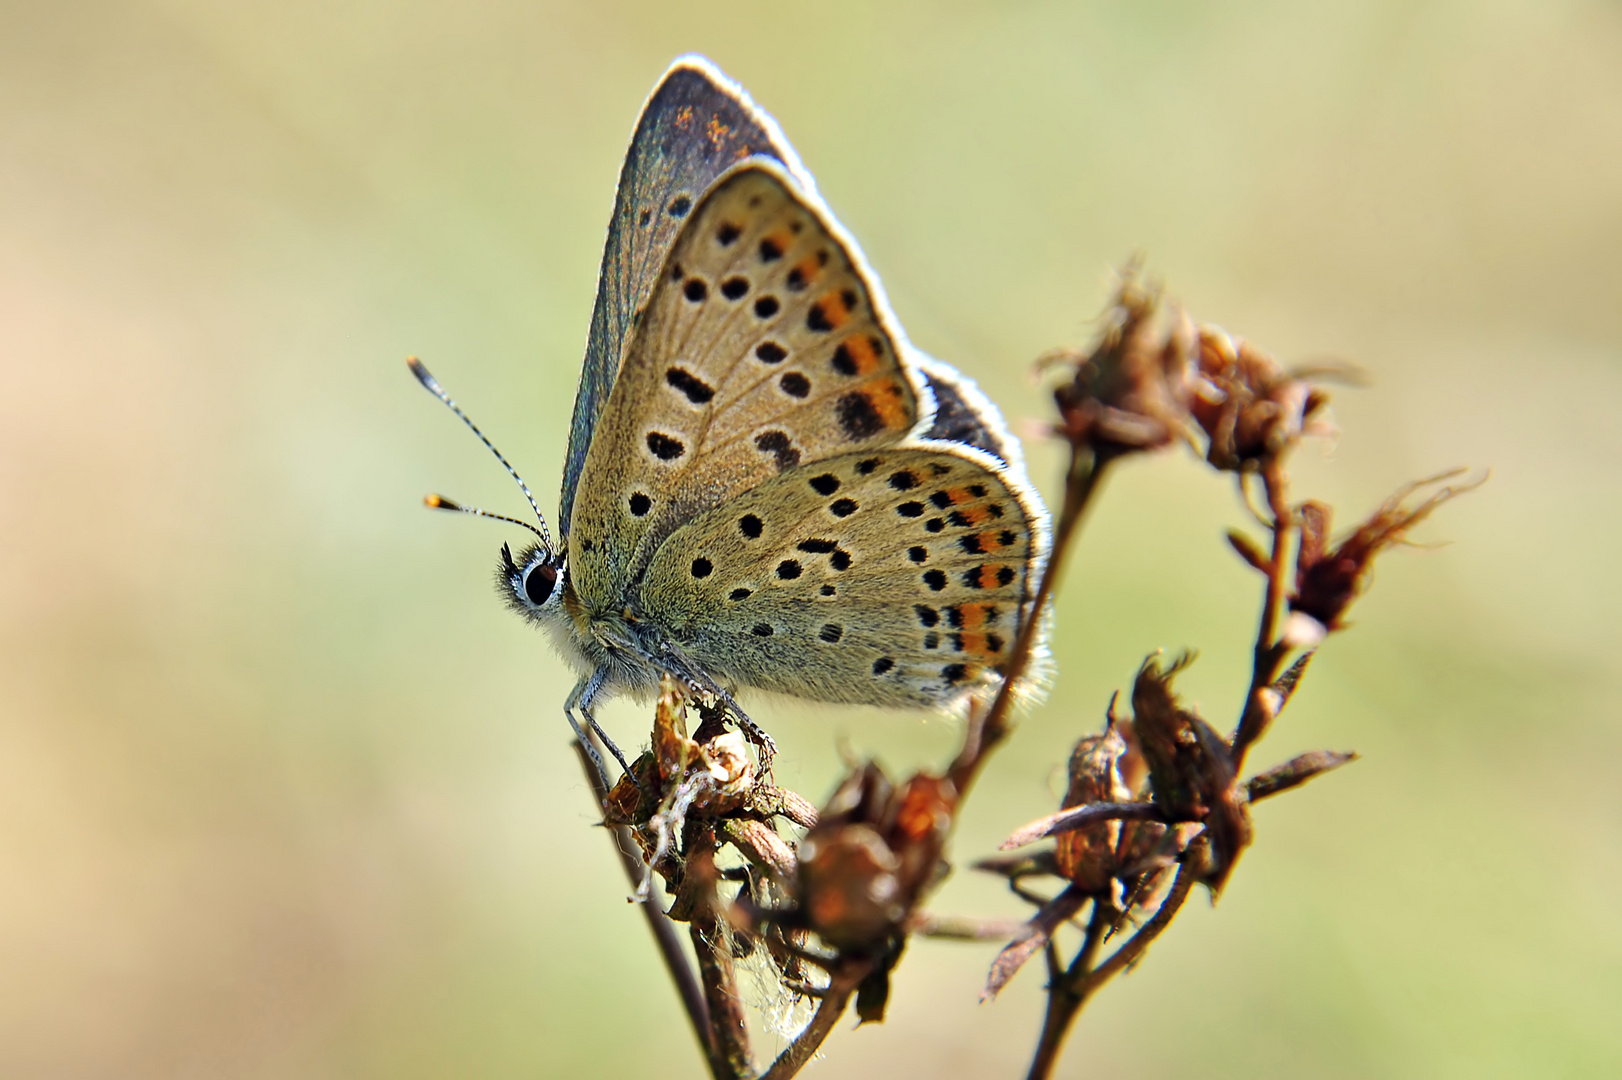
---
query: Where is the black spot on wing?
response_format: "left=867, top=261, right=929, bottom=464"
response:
left=754, top=430, right=800, bottom=470
left=835, top=391, right=884, bottom=440
left=665, top=366, right=714, bottom=404
left=647, top=431, right=685, bottom=460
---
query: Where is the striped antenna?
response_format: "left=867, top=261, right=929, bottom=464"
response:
left=423, top=494, right=550, bottom=543
left=408, top=356, right=553, bottom=550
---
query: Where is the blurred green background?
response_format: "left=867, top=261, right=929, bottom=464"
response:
left=3, top=1, right=1619, bottom=1076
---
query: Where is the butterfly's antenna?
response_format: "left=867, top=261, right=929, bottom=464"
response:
left=422, top=494, right=550, bottom=544
left=407, top=356, right=554, bottom=550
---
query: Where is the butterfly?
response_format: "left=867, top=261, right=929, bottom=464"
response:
left=412, top=56, right=1050, bottom=770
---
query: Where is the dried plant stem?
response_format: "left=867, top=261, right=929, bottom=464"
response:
left=952, top=445, right=1112, bottom=791
left=759, top=957, right=876, bottom=1080
left=1232, top=463, right=1293, bottom=769
left=1026, top=860, right=1198, bottom=1080
left=1026, top=900, right=1111, bottom=1080
left=1076, top=859, right=1196, bottom=995
left=572, top=739, right=721, bottom=1078
left=684, top=830, right=754, bottom=1078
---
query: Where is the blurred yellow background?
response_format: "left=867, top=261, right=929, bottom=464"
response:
left=3, top=2, right=1619, bottom=1076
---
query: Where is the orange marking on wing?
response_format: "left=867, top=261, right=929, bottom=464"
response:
left=957, top=506, right=993, bottom=527
left=842, top=334, right=880, bottom=374
left=792, top=254, right=822, bottom=285
left=958, top=603, right=991, bottom=631
left=705, top=117, right=733, bottom=150
left=973, top=565, right=1010, bottom=590
left=976, top=530, right=1013, bottom=552
left=764, top=228, right=794, bottom=256
left=868, top=377, right=910, bottom=429
left=813, top=292, right=851, bottom=329
left=675, top=105, right=694, bottom=129
left=959, top=632, right=1000, bottom=659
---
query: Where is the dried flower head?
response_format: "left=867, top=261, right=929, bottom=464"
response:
left=795, top=763, right=957, bottom=954
left=1129, top=654, right=1251, bottom=891
left=1045, top=271, right=1196, bottom=457
left=1191, top=327, right=1334, bottom=471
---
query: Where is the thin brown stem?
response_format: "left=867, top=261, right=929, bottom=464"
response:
left=1232, top=463, right=1293, bottom=769
left=1025, top=861, right=1197, bottom=1080
left=909, top=912, right=1032, bottom=941
left=572, top=739, right=719, bottom=1078
left=951, top=446, right=1112, bottom=792
left=1025, top=899, right=1110, bottom=1080
left=687, top=842, right=754, bottom=1079
left=759, top=957, right=874, bottom=1080
left=1076, top=858, right=1197, bottom=994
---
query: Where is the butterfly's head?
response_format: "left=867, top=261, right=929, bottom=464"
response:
left=499, top=541, right=567, bottom=624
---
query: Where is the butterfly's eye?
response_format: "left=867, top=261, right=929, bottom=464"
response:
left=523, top=562, right=558, bottom=606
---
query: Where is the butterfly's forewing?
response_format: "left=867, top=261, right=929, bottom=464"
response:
left=913, top=355, right=1015, bottom=466
left=568, top=163, right=923, bottom=613
left=638, top=448, right=1040, bottom=706
left=561, top=58, right=806, bottom=540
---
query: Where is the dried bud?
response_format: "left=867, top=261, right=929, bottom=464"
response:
left=1129, top=654, right=1252, bottom=891
left=1054, top=727, right=1133, bottom=892
left=1287, top=470, right=1482, bottom=644
left=1191, top=327, right=1334, bottom=471
left=605, top=684, right=761, bottom=823
left=795, top=763, right=957, bottom=954
left=1045, top=271, right=1196, bottom=457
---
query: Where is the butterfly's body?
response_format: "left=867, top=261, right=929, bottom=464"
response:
left=419, top=57, right=1050, bottom=755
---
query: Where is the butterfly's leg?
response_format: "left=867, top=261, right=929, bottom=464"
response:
left=565, top=669, right=627, bottom=786
left=711, top=685, right=777, bottom=764
left=645, top=639, right=779, bottom=763
left=570, top=666, right=631, bottom=776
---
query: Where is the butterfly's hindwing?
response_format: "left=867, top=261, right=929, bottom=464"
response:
left=561, top=59, right=806, bottom=539
left=637, top=448, right=1039, bottom=707
left=568, top=163, right=922, bottom=615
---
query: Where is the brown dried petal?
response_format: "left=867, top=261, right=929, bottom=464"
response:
left=1246, top=750, right=1359, bottom=802
left=1290, top=470, right=1482, bottom=637
left=982, top=886, right=1088, bottom=1001
left=602, top=750, right=660, bottom=827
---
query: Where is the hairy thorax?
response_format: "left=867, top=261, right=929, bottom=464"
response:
left=552, top=573, right=664, bottom=699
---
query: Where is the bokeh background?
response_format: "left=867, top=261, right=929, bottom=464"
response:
left=3, top=2, right=1619, bottom=1076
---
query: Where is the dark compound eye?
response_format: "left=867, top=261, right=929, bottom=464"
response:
left=523, top=563, right=558, bottom=606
